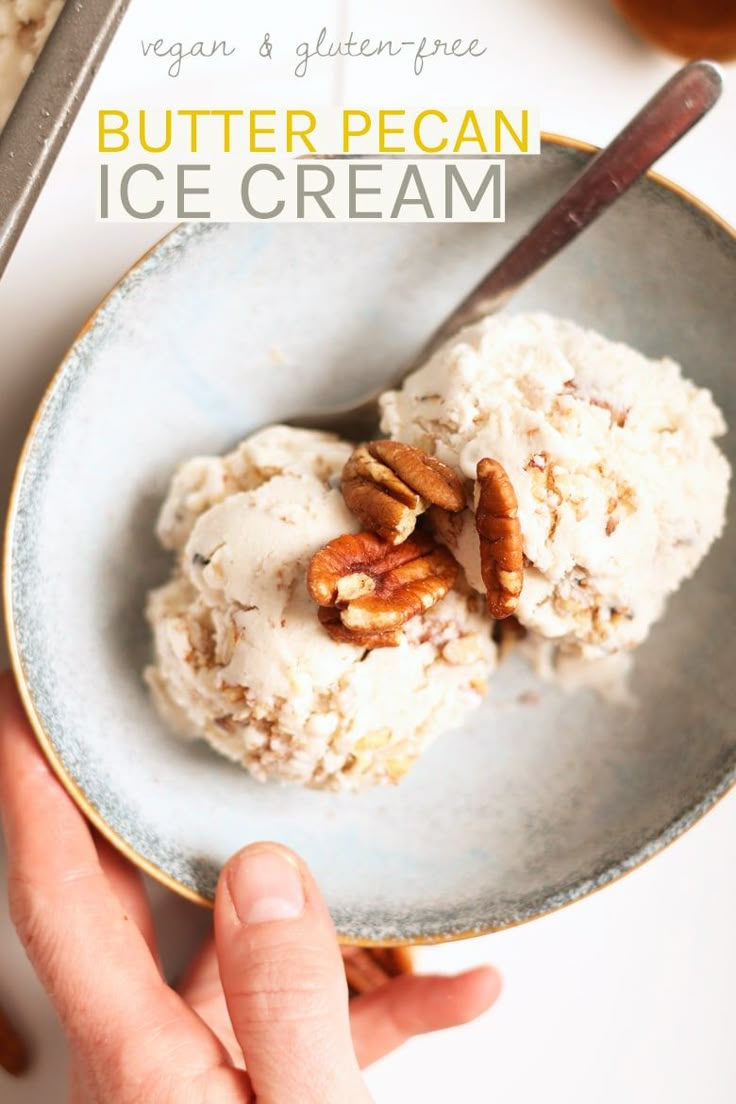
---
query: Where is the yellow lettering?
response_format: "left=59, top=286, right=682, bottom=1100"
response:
left=414, top=109, right=447, bottom=153
left=250, top=109, right=277, bottom=154
left=286, top=109, right=317, bottom=153
left=495, top=110, right=528, bottom=153
left=139, top=109, right=172, bottom=154
left=378, top=109, right=405, bottom=154
left=342, top=110, right=371, bottom=153
left=98, top=110, right=129, bottom=153
left=211, top=109, right=244, bottom=153
left=179, top=110, right=210, bottom=153
left=453, top=110, right=487, bottom=153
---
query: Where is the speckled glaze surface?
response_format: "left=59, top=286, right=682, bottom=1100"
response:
left=4, top=139, right=736, bottom=944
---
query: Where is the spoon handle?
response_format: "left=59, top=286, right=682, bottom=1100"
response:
left=428, top=59, right=722, bottom=346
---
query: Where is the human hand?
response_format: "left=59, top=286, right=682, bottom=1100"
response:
left=0, top=674, right=501, bottom=1102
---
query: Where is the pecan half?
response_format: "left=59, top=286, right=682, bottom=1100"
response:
left=475, top=458, right=523, bottom=619
left=318, top=606, right=401, bottom=649
left=342, top=440, right=465, bottom=545
left=308, top=530, right=458, bottom=635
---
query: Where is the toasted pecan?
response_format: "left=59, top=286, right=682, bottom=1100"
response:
left=308, top=530, right=458, bottom=636
left=342, top=441, right=465, bottom=545
left=317, top=606, right=401, bottom=649
left=475, top=458, right=524, bottom=619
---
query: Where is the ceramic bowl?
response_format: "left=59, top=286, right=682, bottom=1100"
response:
left=4, top=137, right=736, bottom=944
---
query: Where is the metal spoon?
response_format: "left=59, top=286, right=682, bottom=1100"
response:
left=294, top=60, right=722, bottom=441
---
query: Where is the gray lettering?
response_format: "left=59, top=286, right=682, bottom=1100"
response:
left=390, top=164, right=433, bottom=219
left=445, top=162, right=501, bottom=217
left=241, top=163, right=285, bottom=219
left=99, top=164, right=109, bottom=219
left=297, top=164, right=335, bottom=218
left=177, top=164, right=210, bottom=218
left=121, top=164, right=164, bottom=219
left=348, top=163, right=382, bottom=218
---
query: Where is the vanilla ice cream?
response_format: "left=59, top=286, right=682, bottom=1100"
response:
left=380, top=313, right=730, bottom=658
left=0, top=1, right=65, bottom=130
left=146, top=425, right=495, bottom=789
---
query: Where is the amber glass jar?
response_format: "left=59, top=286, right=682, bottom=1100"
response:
left=613, top=0, right=736, bottom=61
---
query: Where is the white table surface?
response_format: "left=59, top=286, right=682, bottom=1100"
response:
left=1, top=1, right=735, bottom=1101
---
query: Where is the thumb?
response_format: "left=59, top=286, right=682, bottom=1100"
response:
left=215, top=843, right=372, bottom=1104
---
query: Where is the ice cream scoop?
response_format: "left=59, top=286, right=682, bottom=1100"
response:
left=146, top=426, right=496, bottom=790
left=380, top=313, right=730, bottom=658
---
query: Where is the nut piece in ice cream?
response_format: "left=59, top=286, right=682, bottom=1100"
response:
left=308, top=530, right=459, bottom=634
left=342, top=440, right=466, bottom=544
left=475, top=458, right=524, bottom=619
left=317, top=606, right=402, bottom=649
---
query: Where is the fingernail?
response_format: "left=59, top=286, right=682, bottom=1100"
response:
left=227, top=847, right=305, bottom=925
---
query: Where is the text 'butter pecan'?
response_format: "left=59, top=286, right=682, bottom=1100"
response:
left=475, top=458, right=524, bottom=619
left=307, top=530, right=458, bottom=644
left=342, top=440, right=466, bottom=545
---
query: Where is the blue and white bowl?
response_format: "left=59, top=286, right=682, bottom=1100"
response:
left=4, top=137, right=735, bottom=943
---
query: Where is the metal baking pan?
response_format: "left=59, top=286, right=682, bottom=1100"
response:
left=0, top=0, right=130, bottom=279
